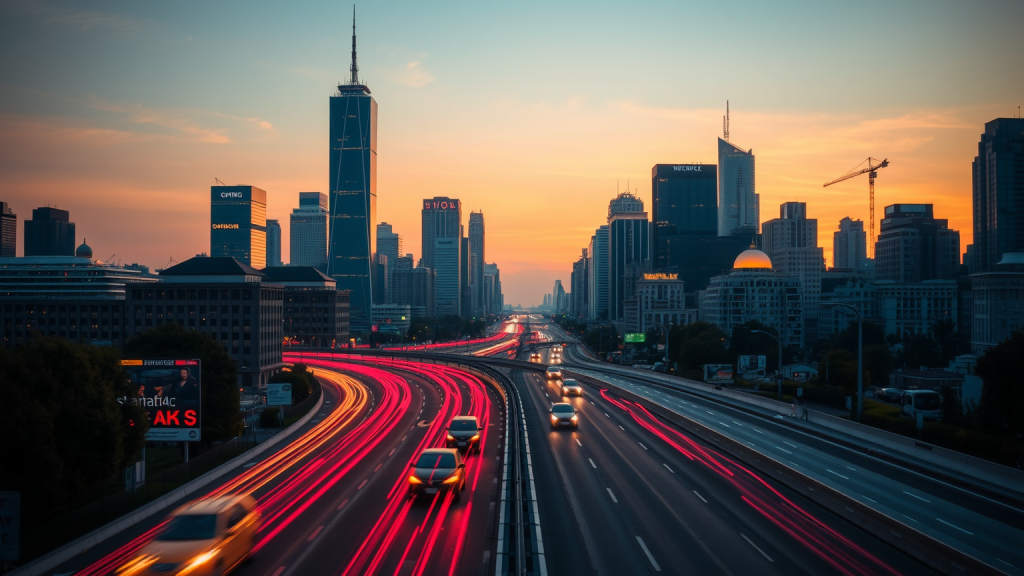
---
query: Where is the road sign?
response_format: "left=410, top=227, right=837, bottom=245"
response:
left=0, top=491, right=20, bottom=562
left=624, top=333, right=645, bottom=343
left=267, top=382, right=293, bottom=406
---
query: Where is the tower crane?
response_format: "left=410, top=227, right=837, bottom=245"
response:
left=824, top=157, right=889, bottom=258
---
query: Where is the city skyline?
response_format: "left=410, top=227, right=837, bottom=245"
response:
left=1, top=1, right=1022, bottom=306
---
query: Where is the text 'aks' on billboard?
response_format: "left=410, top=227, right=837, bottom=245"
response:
left=119, top=359, right=202, bottom=442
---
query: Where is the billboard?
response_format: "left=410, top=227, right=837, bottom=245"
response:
left=119, top=359, right=202, bottom=442
left=624, top=333, right=646, bottom=343
left=267, top=382, right=293, bottom=406
left=703, top=364, right=734, bottom=384
left=738, top=355, right=767, bottom=374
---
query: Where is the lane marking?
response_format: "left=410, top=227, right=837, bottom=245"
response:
left=826, top=469, right=849, bottom=480
left=706, top=410, right=715, bottom=415
left=388, top=449, right=395, bottom=457
left=619, top=425, right=625, bottom=431
left=719, top=422, right=731, bottom=428
left=861, top=495, right=877, bottom=504
left=373, top=463, right=382, bottom=472
left=337, top=498, right=350, bottom=511
left=575, top=438, right=582, bottom=447
left=936, top=518, right=974, bottom=535
left=732, top=421, right=744, bottom=427
left=636, top=536, right=662, bottom=572
left=606, top=488, right=618, bottom=503
left=663, top=464, right=674, bottom=473
left=357, top=479, right=367, bottom=490
left=847, top=466, right=857, bottom=472
left=693, top=490, right=708, bottom=504
left=307, top=525, right=324, bottom=541
left=604, top=412, right=610, bottom=418
left=774, top=446, right=792, bottom=455
left=903, top=514, right=919, bottom=523
left=589, top=458, right=597, bottom=469
left=741, top=533, right=774, bottom=563
left=752, top=429, right=763, bottom=434
left=903, top=491, right=931, bottom=503
left=639, top=442, right=648, bottom=451
left=783, top=441, right=798, bottom=448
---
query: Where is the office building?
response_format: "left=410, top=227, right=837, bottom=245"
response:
left=552, top=280, right=566, bottom=314
left=376, top=222, right=402, bottom=303
left=434, top=237, right=460, bottom=316
left=718, top=139, right=758, bottom=237
left=24, top=207, right=75, bottom=257
left=210, top=185, right=267, bottom=269
left=967, top=253, right=1024, bottom=353
left=266, top=220, right=282, bottom=267
left=421, top=197, right=461, bottom=270
left=571, top=249, right=588, bottom=318
left=762, top=202, right=825, bottom=340
left=371, top=253, right=388, bottom=308
left=410, top=265, right=436, bottom=318
left=875, top=204, right=960, bottom=283
left=484, top=263, right=502, bottom=315
left=371, top=304, right=411, bottom=335
left=588, top=226, right=609, bottom=319
left=461, top=235, right=473, bottom=318
left=700, top=248, right=803, bottom=348
left=818, top=279, right=957, bottom=340
left=1, top=202, right=15, bottom=258
left=328, top=15, right=377, bottom=331
left=651, top=164, right=718, bottom=269
left=125, top=257, right=285, bottom=387
left=633, top=273, right=696, bottom=332
left=972, top=118, right=1024, bottom=272
left=833, top=217, right=868, bottom=271
left=469, top=212, right=485, bottom=317
left=263, top=266, right=349, bottom=348
left=608, top=194, right=650, bottom=321
left=291, top=192, right=329, bottom=272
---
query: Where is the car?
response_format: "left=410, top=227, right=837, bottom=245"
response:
left=545, top=366, right=563, bottom=381
left=901, top=390, right=942, bottom=421
left=117, top=495, right=260, bottom=576
left=877, top=388, right=903, bottom=403
left=529, top=353, right=542, bottom=362
left=408, top=448, right=467, bottom=502
left=652, top=362, right=666, bottom=372
left=552, top=347, right=562, bottom=355
left=560, top=379, right=583, bottom=397
left=549, top=402, right=579, bottom=429
left=446, top=415, right=483, bottom=453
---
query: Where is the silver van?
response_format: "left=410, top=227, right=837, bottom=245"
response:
left=901, top=390, right=942, bottom=421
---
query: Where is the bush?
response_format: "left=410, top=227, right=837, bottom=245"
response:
left=260, top=407, right=280, bottom=428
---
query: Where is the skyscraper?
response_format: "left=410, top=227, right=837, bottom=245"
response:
left=328, top=10, right=377, bottom=330
left=972, top=118, right=1024, bottom=272
left=0, top=202, right=15, bottom=258
left=651, top=164, right=718, bottom=269
left=833, top=217, right=869, bottom=272
left=588, top=225, right=609, bottom=319
left=608, top=194, right=649, bottom=321
left=376, top=222, right=401, bottom=302
left=762, top=202, right=825, bottom=339
left=421, top=197, right=461, bottom=269
left=461, top=235, right=473, bottom=318
left=718, top=139, right=758, bottom=237
left=24, top=207, right=75, bottom=257
left=266, top=219, right=282, bottom=267
left=469, top=212, right=485, bottom=317
left=876, top=204, right=960, bottom=282
left=210, top=185, right=267, bottom=268
left=434, top=237, right=460, bottom=316
left=291, top=192, right=329, bottom=272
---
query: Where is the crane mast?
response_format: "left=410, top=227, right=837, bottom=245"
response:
left=824, top=157, right=889, bottom=259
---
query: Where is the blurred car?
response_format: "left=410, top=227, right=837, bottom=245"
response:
left=446, top=415, right=483, bottom=453
left=545, top=366, right=563, bottom=381
left=560, top=379, right=583, bottom=397
left=652, top=362, right=666, bottom=372
left=529, top=353, right=542, bottom=362
left=117, top=495, right=260, bottom=576
left=902, top=390, right=942, bottom=421
left=549, top=402, right=579, bottom=429
left=408, top=448, right=466, bottom=502
left=877, top=388, right=903, bottom=403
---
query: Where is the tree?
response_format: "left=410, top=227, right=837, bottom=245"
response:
left=832, top=320, right=887, bottom=356
left=728, top=321, right=780, bottom=371
left=816, top=349, right=859, bottom=391
left=668, top=322, right=729, bottom=370
left=583, top=325, right=619, bottom=356
left=931, top=319, right=960, bottom=363
left=124, top=323, right=242, bottom=446
left=974, top=329, right=1024, bottom=435
left=862, top=344, right=893, bottom=388
left=898, top=333, right=942, bottom=369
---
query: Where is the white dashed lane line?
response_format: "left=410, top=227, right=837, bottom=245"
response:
left=774, top=446, right=792, bottom=455
left=639, top=443, right=648, bottom=451
left=636, top=536, right=662, bottom=572
left=575, top=438, right=582, bottom=447
left=826, top=469, right=849, bottom=480
left=663, top=464, right=674, bottom=473
left=783, top=441, right=798, bottom=448
left=589, top=458, right=597, bottom=469
left=693, top=490, right=708, bottom=504
left=903, top=491, right=931, bottom=503
left=936, top=518, right=973, bottom=535
left=606, top=488, right=618, bottom=503
left=741, top=533, right=774, bottom=563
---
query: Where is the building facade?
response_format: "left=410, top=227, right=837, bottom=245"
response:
left=634, top=273, right=696, bottom=332
left=570, top=249, right=588, bottom=318
left=421, top=197, right=461, bottom=270
left=651, top=164, right=718, bottom=269
left=376, top=222, right=401, bottom=303
left=818, top=278, right=957, bottom=339
left=211, top=185, right=267, bottom=269
left=972, top=118, right=1024, bottom=272
left=291, top=192, right=329, bottom=272
left=718, top=139, right=758, bottom=237
left=762, top=202, right=824, bottom=340
left=371, top=304, right=412, bottom=335
left=608, top=211, right=649, bottom=322
left=266, top=220, right=282, bottom=267
left=434, top=237, right=460, bottom=316
left=588, top=226, right=609, bottom=319
left=0, top=202, right=15, bottom=258
left=875, top=204, right=960, bottom=283
left=24, top=207, right=75, bottom=257
left=469, top=212, right=485, bottom=317
left=967, top=253, right=1024, bottom=353
left=834, top=217, right=868, bottom=271
left=263, top=266, right=349, bottom=348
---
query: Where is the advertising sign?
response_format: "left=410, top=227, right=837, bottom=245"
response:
left=738, top=355, right=767, bottom=373
left=119, top=359, right=202, bottom=442
left=624, top=333, right=646, bottom=343
left=704, top=364, right=734, bottom=384
left=0, top=491, right=19, bottom=562
left=267, top=382, right=293, bottom=406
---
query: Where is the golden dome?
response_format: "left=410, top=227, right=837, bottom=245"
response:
left=733, top=248, right=772, bottom=269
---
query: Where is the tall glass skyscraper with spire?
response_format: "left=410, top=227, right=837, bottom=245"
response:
left=328, top=9, right=377, bottom=332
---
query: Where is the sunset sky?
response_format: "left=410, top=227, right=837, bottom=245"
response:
left=1, top=0, right=1022, bottom=307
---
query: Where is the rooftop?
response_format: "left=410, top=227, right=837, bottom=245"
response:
left=160, top=257, right=263, bottom=277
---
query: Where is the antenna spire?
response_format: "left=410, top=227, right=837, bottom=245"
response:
left=723, top=100, right=730, bottom=141
left=349, top=5, right=359, bottom=84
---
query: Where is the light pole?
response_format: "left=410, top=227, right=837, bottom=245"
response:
left=751, top=329, right=783, bottom=400
left=822, top=303, right=863, bottom=423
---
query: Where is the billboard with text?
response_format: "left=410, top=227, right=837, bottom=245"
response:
left=119, top=359, right=202, bottom=442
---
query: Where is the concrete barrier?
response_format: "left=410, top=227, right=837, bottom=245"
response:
left=11, top=385, right=325, bottom=576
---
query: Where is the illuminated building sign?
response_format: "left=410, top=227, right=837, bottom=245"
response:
left=220, top=191, right=245, bottom=198
left=212, top=223, right=240, bottom=229
left=673, top=165, right=703, bottom=172
left=643, top=273, right=678, bottom=280
left=118, top=359, right=202, bottom=442
left=423, top=199, right=459, bottom=210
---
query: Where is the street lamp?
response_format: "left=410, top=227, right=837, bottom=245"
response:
left=822, top=303, right=863, bottom=423
left=751, top=329, right=783, bottom=400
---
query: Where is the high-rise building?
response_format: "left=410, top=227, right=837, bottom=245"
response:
left=972, top=118, right=1024, bottom=272
left=421, top=197, right=461, bottom=269
left=608, top=194, right=649, bottom=322
left=718, top=139, right=758, bottom=237
left=571, top=249, right=588, bottom=318
left=469, top=212, right=485, bottom=317
left=328, top=12, right=377, bottom=331
left=461, top=235, right=473, bottom=318
left=434, top=237, right=460, bottom=316
left=833, top=217, right=867, bottom=270
left=876, top=204, right=960, bottom=283
left=291, top=192, right=329, bottom=272
left=210, top=186, right=267, bottom=268
left=484, top=262, right=500, bottom=316
left=376, top=222, right=401, bottom=303
left=762, top=202, right=825, bottom=340
left=411, top=265, right=436, bottom=318
left=263, top=266, right=349, bottom=348
left=266, top=220, right=282, bottom=267
left=588, top=226, right=609, bottom=319
left=24, top=207, right=75, bottom=257
left=0, top=202, right=15, bottom=258
left=651, top=164, right=718, bottom=269
left=372, top=253, right=388, bottom=306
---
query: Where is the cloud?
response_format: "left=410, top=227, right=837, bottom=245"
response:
left=88, top=99, right=232, bottom=143
left=385, top=60, right=435, bottom=88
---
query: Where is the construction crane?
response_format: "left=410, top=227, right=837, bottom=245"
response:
left=824, top=157, right=889, bottom=258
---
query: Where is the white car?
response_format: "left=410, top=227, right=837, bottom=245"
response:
left=560, top=379, right=583, bottom=397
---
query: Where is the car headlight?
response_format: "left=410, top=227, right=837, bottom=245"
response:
left=446, top=434, right=455, bottom=441
left=550, top=414, right=558, bottom=421
left=443, top=474, right=460, bottom=484
left=182, top=549, right=220, bottom=573
left=571, top=415, right=578, bottom=422
left=470, top=434, right=480, bottom=441
left=408, top=475, right=423, bottom=484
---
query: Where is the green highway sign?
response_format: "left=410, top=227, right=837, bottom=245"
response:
left=625, top=333, right=646, bottom=343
